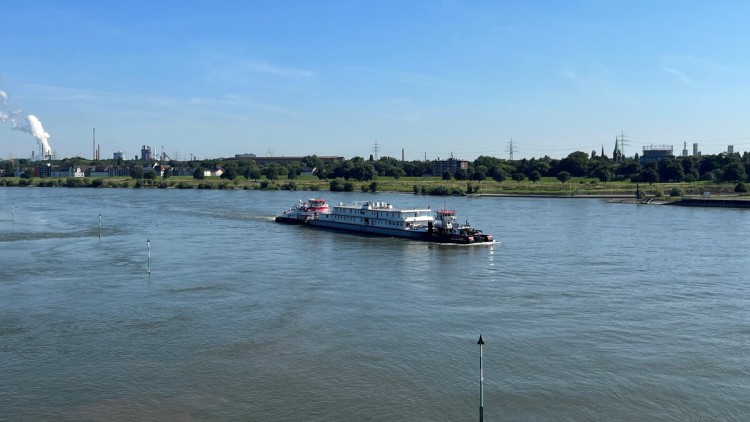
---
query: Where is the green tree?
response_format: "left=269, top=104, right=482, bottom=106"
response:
left=330, top=178, right=346, bottom=191
left=301, top=155, right=323, bottom=171
left=221, top=164, right=239, bottom=180
left=473, top=155, right=501, bottom=170
left=532, top=161, right=551, bottom=176
left=722, top=161, right=747, bottom=182
left=131, top=166, right=145, bottom=179
left=512, top=172, right=526, bottom=183
left=285, top=162, right=300, bottom=180
left=193, top=167, right=205, bottom=180
left=263, top=163, right=286, bottom=180
left=528, top=170, right=541, bottom=183
left=472, top=169, right=487, bottom=181
left=490, top=166, right=508, bottom=182
left=559, top=151, right=589, bottom=177
left=640, top=168, right=659, bottom=185
left=245, top=166, right=261, bottom=181
left=592, top=166, right=614, bottom=182
left=616, top=160, right=641, bottom=179
left=681, top=157, right=699, bottom=181
left=20, top=168, right=34, bottom=179
left=699, top=154, right=722, bottom=176
left=658, top=159, right=684, bottom=182
left=454, top=168, right=469, bottom=180
left=556, top=171, right=571, bottom=183
left=350, top=162, right=376, bottom=181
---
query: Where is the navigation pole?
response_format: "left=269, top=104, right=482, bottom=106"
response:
left=478, top=334, right=485, bottom=422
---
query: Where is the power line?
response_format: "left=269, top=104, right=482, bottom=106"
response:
left=507, top=138, right=517, bottom=161
left=615, top=131, right=628, bottom=162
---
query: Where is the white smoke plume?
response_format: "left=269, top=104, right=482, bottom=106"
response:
left=0, top=89, right=54, bottom=159
left=0, top=90, right=8, bottom=122
left=12, top=115, right=52, bottom=159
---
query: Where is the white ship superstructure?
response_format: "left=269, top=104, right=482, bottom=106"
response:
left=308, top=201, right=434, bottom=238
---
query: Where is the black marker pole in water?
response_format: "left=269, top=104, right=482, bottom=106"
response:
left=478, top=334, right=485, bottom=422
left=147, top=238, right=151, bottom=274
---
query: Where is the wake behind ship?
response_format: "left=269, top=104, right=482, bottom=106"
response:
left=275, top=199, right=494, bottom=245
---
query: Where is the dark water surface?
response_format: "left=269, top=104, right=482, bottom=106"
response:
left=1, top=187, right=748, bottom=421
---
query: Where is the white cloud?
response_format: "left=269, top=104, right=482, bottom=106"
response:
left=660, top=65, right=698, bottom=87
left=205, top=57, right=316, bottom=85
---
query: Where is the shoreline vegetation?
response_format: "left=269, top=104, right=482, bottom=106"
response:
left=2, top=174, right=749, bottom=204
left=3, top=151, right=750, bottom=206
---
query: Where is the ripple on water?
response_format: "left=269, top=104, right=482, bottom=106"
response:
left=2, top=189, right=750, bottom=421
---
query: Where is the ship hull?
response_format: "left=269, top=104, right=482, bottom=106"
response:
left=306, top=219, right=428, bottom=239
left=307, top=220, right=494, bottom=244
left=274, top=216, right=308, bottom=224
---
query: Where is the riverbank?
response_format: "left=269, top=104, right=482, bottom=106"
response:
left=2, top=175, right=749, bottom=205
left=477, top=193, right=635, bottom=199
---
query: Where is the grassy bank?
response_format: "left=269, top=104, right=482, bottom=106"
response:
left=2, top=174, right=746, bottom=200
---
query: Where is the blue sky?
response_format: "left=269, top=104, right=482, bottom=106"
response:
left=2, top=1, right=750, bottom=161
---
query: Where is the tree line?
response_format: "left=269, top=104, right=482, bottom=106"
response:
left=203, top=151, right=750, bottom=185
left=4, top=150, right=750, bottom=185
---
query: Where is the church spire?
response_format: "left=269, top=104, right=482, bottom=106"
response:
left=613, top=138, right=622, bottom=162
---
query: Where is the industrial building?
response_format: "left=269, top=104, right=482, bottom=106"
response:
left=233, top=154, right=344, bottom=166
left=639, top=145, right=674, bottom=164
left=432, top=157, right=469, bottom=176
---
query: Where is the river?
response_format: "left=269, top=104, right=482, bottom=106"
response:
left=1, top=187, right=748, bottom=421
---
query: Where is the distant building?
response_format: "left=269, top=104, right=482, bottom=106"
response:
left=113, top=151, right=125, bottom=161
left=640, top=145, right=674, bottom=164
left=432, top=158, right=469, bottom=176
left=203, top=168, right=224, bottom=177
left=728, top=145, right=734, bottom=154
left=141, top=145, right=153, bottom=161
left=86, top=166, right=111, bottom=177
left=45, top=166, right=85, bottom=178
left=233, top=154, right=344, bottom=166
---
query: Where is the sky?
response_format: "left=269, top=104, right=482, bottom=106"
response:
left=2, top=1, right=750, bottom=162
